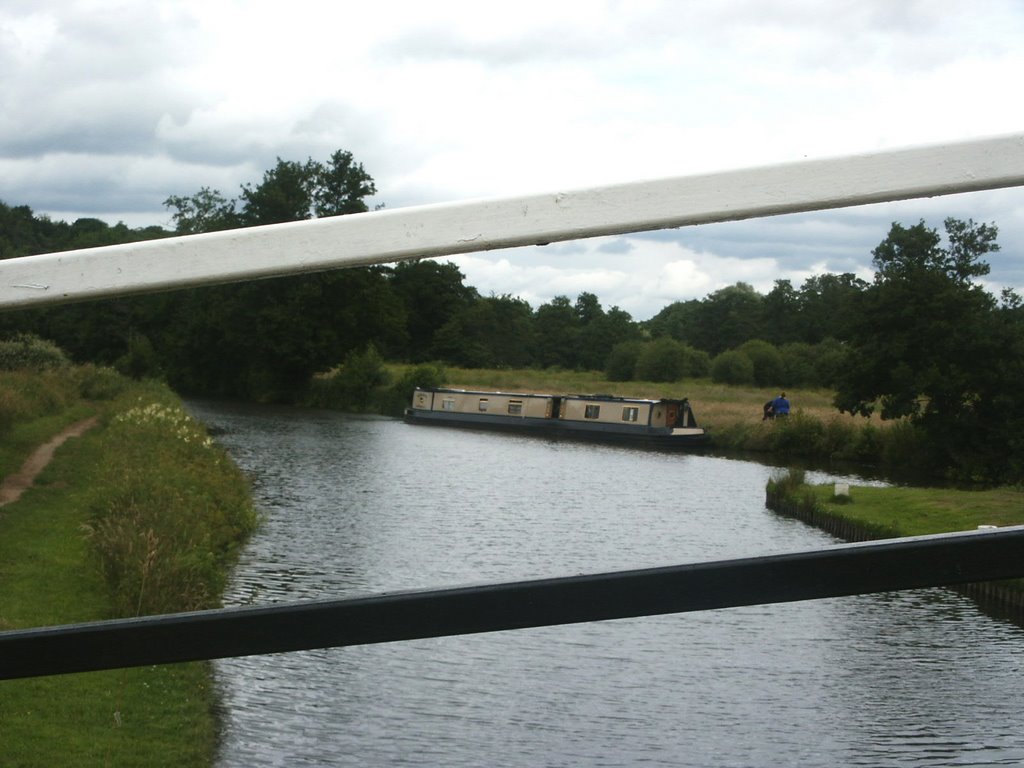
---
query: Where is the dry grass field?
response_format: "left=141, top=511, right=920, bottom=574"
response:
left=439, top=367, right=873, bottom=434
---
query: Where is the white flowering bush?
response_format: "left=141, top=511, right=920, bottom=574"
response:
left=114, top=400, right=215, bottom=449
left=89, top=388, right=257, bottom=616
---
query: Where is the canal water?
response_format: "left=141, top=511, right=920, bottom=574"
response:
left=185, top=401, right=1024, bottom=767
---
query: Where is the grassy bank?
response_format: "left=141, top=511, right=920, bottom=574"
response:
left=0, top=370, right=257, bottom=767
left=766, top=472, right=1024, bottom=609
left=768, top=472, right=1024, bottom=538
left=428, top=366, right=904, bottom=465
left=0, top=366, right=111, bottom=478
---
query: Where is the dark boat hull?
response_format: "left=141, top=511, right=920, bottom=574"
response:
left=403, top=408, right=710, bottom=449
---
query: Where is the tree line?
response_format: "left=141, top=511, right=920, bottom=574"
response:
left=1, top=150, right=1022, bottom=481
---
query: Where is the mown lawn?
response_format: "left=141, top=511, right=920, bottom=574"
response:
left=807, top=483, right=1024, bottom=537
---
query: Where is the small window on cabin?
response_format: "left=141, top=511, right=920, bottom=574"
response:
left=622, top=406, right=639, bottom=422
left=478, top=399, right=489, bottom=411
left=442, top=398, right=455, bottom=411
left=584, top=404, right=601, bottom=419
left=508, top=400, right=523, bottom=415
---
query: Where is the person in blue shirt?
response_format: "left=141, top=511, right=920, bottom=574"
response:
left=772, top=392, right=790, bottom=417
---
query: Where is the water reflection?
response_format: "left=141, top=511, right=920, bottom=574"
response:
left=184, top=402, right=1024, bottom=767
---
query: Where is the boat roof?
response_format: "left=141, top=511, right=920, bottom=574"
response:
left=417, top=387, right=690, bottom=406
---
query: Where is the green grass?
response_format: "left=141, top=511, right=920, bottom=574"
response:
left=0, top=375, right=256, bottom=766
left=0, top=404, right=96, bottom=478
left=1, top=663, right=216, bottom=767
left=807, top=483, right=1024, bottom=537
left=0, top=414, right=218, bottom=766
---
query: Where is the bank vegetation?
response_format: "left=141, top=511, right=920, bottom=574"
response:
left=766, top=470, right=1024, bottom=616
left=0, top=344, right=257, bottom=767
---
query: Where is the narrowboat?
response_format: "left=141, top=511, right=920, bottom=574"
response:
left=404, top=387, right=709, bottom=448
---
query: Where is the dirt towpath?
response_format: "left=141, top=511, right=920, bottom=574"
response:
left=0, top=416, right=99, bottom=507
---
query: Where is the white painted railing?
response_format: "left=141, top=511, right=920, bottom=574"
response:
left=0, top=133, right=1022, bottom=309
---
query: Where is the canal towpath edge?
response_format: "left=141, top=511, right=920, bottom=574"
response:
left=0, top=416, right=99, bottom=507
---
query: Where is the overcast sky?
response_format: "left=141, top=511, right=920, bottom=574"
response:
left=2, top=0, right=1023, bottom=319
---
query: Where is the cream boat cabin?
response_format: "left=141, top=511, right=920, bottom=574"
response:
left=405, top=387, right=708, bottom=448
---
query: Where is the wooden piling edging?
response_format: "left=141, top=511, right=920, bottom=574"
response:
left=765, top=489, right=1024, bottom=621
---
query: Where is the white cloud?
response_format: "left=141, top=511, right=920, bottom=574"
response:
left=1, top=0, right=1022, bottom=313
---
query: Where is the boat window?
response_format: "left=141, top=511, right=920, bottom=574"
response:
left=508, top=400, right=523, bottom=415
left=584, top=404, right=601, bottom=419
left=478, top=398, right=488, bottom=411
left=622, top=406, right=639, bottom=422
left=441, top=398, right=455, bottom=411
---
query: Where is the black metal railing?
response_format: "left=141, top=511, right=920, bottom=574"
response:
left=3, top=526, right=1023, bottom=680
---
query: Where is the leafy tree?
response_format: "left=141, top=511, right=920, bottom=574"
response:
left=533, top=295, right=579, bottom=368
left=0, top=202, right=57, bottom=258
left=114, top=332, right=161, bottom=380
left=645, top=299, right=700, bottom=344
left=811, top=338, right=847, bottom=388
left=389, top=260, right=477, bottom=361
left=164, top=187, right=240, bottom=234
left=156, top=151, right=389, bottom=398
left=690, top=283, right=764, bottom=354
left=796, top=272, right=868, bottom=343
left=163, top=268, right=407, bottom=401
left=578, top=302, right=641, bottom=371
left=165, top=151, right=377, bottom=233
left=778, top=342, right=818, bottom=386
left=737, top=339, right=784, bottom=387
left=634, top=337, right=710, bottom=382
left=762, top=279, right=802, bottom=345
left=431, top=294, right=535, bottom=368
left=833, top=218, right=1020, bottom=480
left=634, top=337, right=687, bottom=382
left=239, top=158, right=315, bottom=225
left=605, top=340, right=645, bottom=381
left=313, top=150, right=377, bottom=217
left=331, top=344, right=390, bottom=410
left=574, top=292, right=603, bottom=325
left=710, top=349, right=754, bottom=385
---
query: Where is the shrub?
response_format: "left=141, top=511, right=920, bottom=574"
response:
left=768, top=467, right=807, bottom=496
left=813, top=338, right=848, bottom=388
left=737, top=340, right=784, bottom=387
left=879, top=418, right=935, bottom=478
left=374, top=363, right=447, bottom=415
left=605, top=340, right=644, bottom=381
left=73, top=364, right=129, bottom=400
left=632, top=338, right=712, bottom=382
left=308, top=345, right=390, bottom=410
left=0, top=386, right=27, bottom=436
left=391, top=363, right=445, bottom=400
left=710, top=349, right=754, bottom=385
left=779, top=342, right=819, bottom=386
left=680, top=344, right=711, bottom=378
left=845, top=421, right=884, bottom=463
left=768, top=411, right=826, bottom=456
left=0, top=333, right=70, bottom=371
left=115, top=333, right=162, bottom=380
left=634, top=337, right=686, bottom=381
left=0, top=369, right=76, bottom=426
left=817, top=416, right=858, bottom=459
